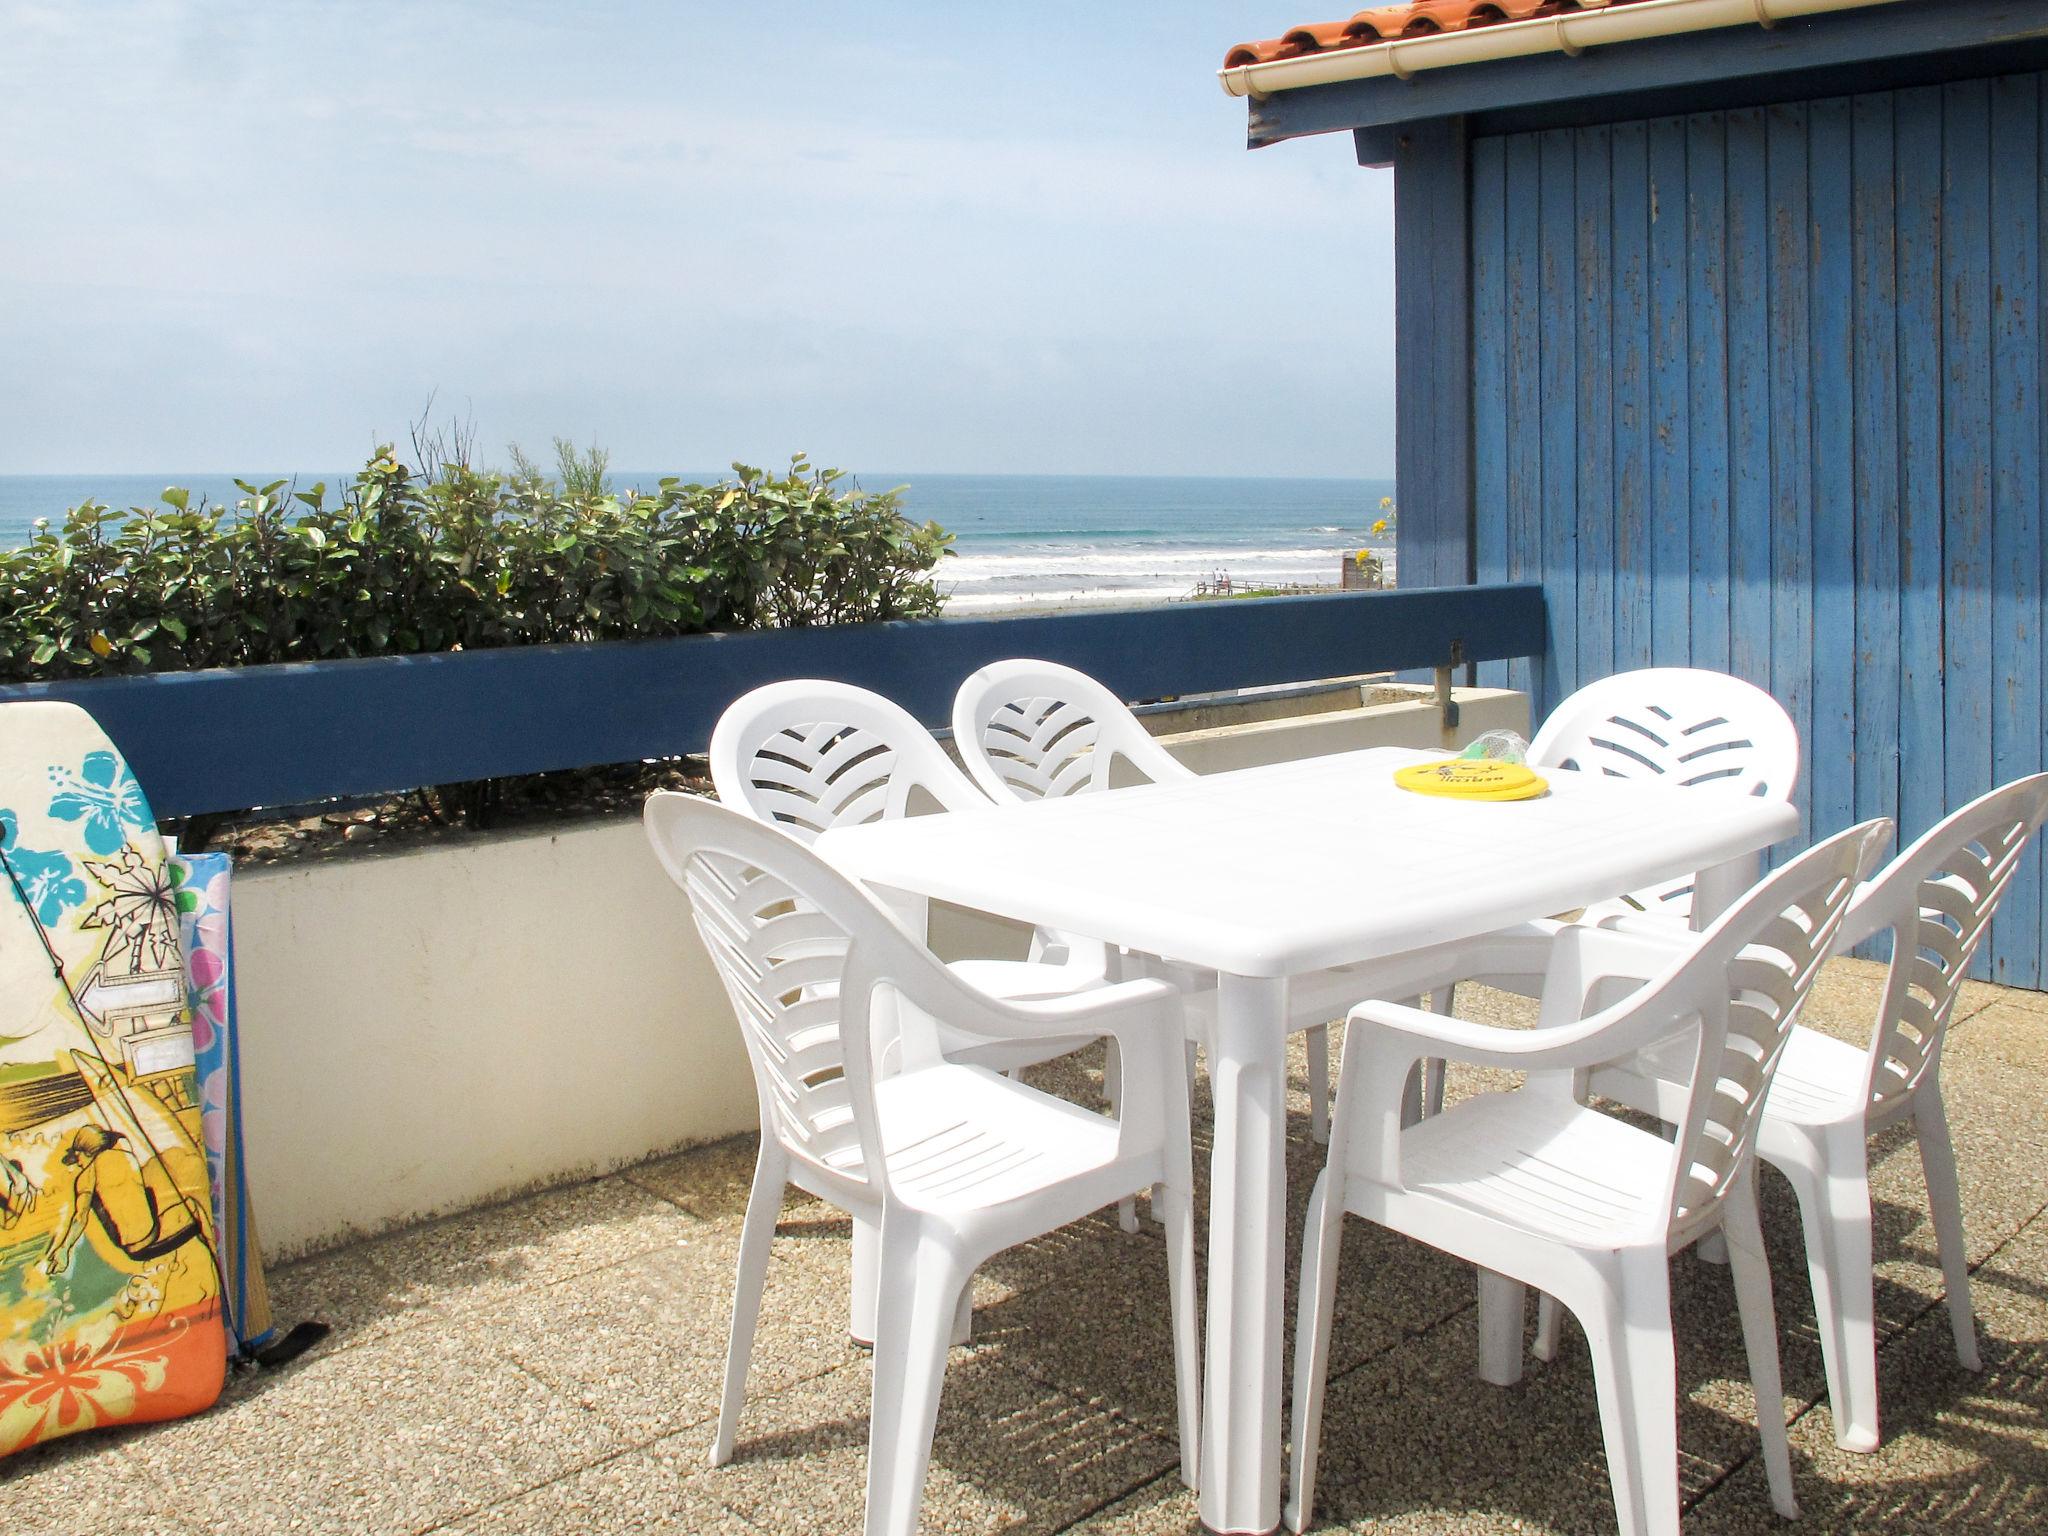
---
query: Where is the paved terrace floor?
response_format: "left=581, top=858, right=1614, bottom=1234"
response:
left=8, top=959, right=2048, bottom=1535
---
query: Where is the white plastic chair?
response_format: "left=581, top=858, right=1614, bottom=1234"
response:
left=710, top=679, right=1110, bottom=1071
left=1411, top=667, right=1805, bottom=1118
left=713, top=679, right=1148, bottom=1255
left=645, top=793, right=1199, bottom=1536
left=951, top=658, right=1337, bottom=1138
left=1532, top=666, right=1802, bottom=929
left=1286, top=819, right=1887, bottom=1536
left=950, top=658, right=1194, bottom=803
left=1575, top=773, right=2048, bottom=1451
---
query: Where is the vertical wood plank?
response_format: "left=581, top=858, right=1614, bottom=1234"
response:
left=1505, top=133, right=1544, bottom=704
left=1393, top=120, right=1473, bottom=594
left=1612, top=121, right=1654, bottom=672
left=1895, top=86, right=1947, bottom=864
left=1686, top=113, right=1732, bottom=677
left=1849, top=91, right=1902, bottom=932
left=1648, top=116, right=1692, bottom=668
left=1809, top=97, right=1858, bottom=861
left=1472, top=134, right=1510, bottom=691
left=1727, top=108, right=1774, bottom=707
left=1576, top=126, right=1618, bottom=691
left=2038, top=71, right=2048, bottom=991
left=1768, top=102, right=1816, bottom=850
left=1942, top=81, right=1994, bottom=974
left=1538, top=129, right=1579, bottom=718
left=1990, top=73, right=2042, bottom=985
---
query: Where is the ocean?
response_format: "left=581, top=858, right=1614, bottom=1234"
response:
left=0, top=471, right=1398, bottom=612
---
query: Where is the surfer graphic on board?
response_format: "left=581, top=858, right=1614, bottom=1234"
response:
left=41, top=1123, right=207, bottom=1277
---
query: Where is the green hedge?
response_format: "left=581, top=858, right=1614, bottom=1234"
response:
left=0, top=449, right=952, bottom=683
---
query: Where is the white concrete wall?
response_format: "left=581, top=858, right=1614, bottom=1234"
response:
left=234, top=686, right=1529, bottom=1258
left=234, top=819, right=753, bottom=1258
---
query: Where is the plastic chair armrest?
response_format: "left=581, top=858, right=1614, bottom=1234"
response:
left=1348, top=972, right=1698, bottom=1076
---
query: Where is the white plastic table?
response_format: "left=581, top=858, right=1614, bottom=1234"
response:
left=818, top=746, right=1799, bottom=1535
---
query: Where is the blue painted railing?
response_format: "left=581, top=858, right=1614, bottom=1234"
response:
left=0, top=585, right=1546, bottom=819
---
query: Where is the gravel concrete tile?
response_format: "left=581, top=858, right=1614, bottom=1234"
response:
left=261, top=1238, right=426, bottom=1356
left=779, top=1195, right=1143, bottom=1327
left=434, top=1444, right=761, bottom=1535
left=120, top=1324, right=622, bottom=1536
left=1952, top=974, right=2010, bottom=1023
left=1068, top=1471, right=1585, bottom=1536
left=1019, top=1039, right=1117, bottom=1114
left=979, top=1202, right=1471, bottom=1443
left=486, top=1225, right=860, bottom=1444
left=262, top=1175, right=709, bottom=1359
left=1300, top=1297, right=1804, bottom=1534
left=1954, top=1215, right=2048, bottom=1365
left=1055, top=1471, right=1201, bottom=1533
left=1689, top=1297, right=2048, bottom=1534
left=0, top=1440, right=196, bottom=1536
left=622, top=1135, right=818, bottom=1225
left=702, top=1353, right=1177, bottom=1535
left=1796, top=957, right=1890, bottom=1045
left=361, top=1175, right=706, bottom=1319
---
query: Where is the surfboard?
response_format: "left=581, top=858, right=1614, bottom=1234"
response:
left=0, top=701, right=225, bottom=1454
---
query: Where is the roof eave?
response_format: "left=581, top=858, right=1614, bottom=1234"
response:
left=1236, top=0, right=2048, bottom=150
left=1220, top=0, right=1906, bottom=102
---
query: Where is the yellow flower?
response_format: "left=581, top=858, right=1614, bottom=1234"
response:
left=1379, top=495, right=1393, bottom=510
left=1371, top=519, right=1389, bottom=536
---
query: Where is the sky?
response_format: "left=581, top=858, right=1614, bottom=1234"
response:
left=0, top=2, right=1396, bottom=479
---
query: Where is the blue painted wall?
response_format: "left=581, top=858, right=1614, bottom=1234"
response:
left=1465, top=74, right=2048, bottom=985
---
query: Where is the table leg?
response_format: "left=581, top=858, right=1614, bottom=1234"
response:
left=1693, top=851, right=1761, bottom=928
left=1199, top=974, right=1288, bottom=1536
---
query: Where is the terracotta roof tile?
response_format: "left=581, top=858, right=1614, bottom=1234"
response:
left=1224, top=0, right=1652, bottom=70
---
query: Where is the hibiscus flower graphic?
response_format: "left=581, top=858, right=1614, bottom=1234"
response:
left=0, top=808, right=88, bottom=923
left=48, top=750, right=152, bottom=857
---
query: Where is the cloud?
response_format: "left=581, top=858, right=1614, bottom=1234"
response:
left=0, top=2, right=1396, bottom=476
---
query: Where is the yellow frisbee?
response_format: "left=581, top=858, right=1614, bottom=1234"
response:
left=1393, top=759, right=1549, bottom=801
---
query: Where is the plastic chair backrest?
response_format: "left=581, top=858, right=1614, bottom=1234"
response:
left=1636, top=819, right=1884, bottom=1233
left=1531, top=667, right=1802, bottom=920
left=645, top=793, right=986, bottom=1200
left=710, top=680, right=988, bottom=843
left=1849, top=774, right=2048, bottom=1112
left=950, top=659, right=1193, bottom=804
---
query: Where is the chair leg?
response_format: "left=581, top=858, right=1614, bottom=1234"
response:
left=1778, top=1127, right=1881, bottom=1452
left=1915, top=1084, right=1982, bottom=1372
left=1476, top=1268, right=1526, bottom=1386
left=1105, top=1037, right=1140, bottom=1233
left=851, top=1209, right=880, bottom=1344
left=865, top=1217, right=970, bottom=1536
left=1306, top=1023, right=1331, bottom=1144
left=1425, top=984, right=1455, bottom=1118
left=1285, top=1168, right=1347, bottom=1536
left=1580, top=1253, right=1682, bottom=1536
left=712, top=1137, right=788, bottom=1466
left=1723, top=1175, right=1800, bottom=1518
left=1533, top=1292, right=1562, bottom=1362
left=1156, top=1178, right=1203, bottom=1490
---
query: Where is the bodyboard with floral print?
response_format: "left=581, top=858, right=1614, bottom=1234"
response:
left=169, top=849, right=274, bottom=1356
left=0, top=701, right=225, bottom=1454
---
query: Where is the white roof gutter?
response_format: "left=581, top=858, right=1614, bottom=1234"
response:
left=1219, top=0, right=1907, bottom=98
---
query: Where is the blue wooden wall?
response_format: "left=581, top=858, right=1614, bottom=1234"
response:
left=1466, top=75, right=2048, bottom=986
